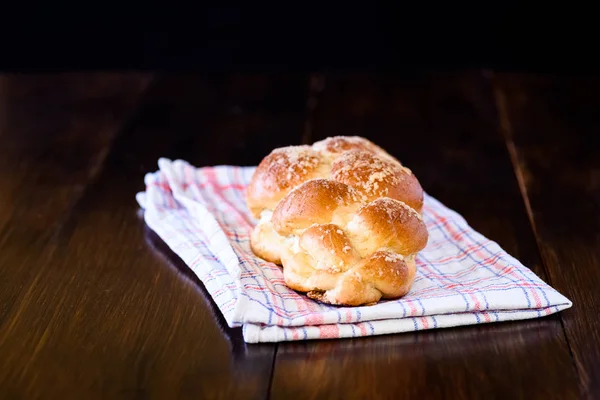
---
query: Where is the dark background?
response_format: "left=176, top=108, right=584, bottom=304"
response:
left=1, top=6, right=600, bottom=398
left=1, top=5, right=598, bottom=72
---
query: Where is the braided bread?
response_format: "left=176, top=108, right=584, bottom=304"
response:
left=246, top=136, right=428, bottom=306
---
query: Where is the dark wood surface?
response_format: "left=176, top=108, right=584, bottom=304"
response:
left=0, top=71, right=597, bottom=399
left=493, top=74, right=600, bottom=398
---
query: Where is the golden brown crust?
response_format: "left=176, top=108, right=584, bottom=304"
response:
left=246, top=136, right=428, bottom=306
left=312, top=136, right=398, bottom=163
left=271, top=179, right=361, bottom=235
left=299, top=224, right=360, bottom=272
left=307, top=275, right=382, bottom=307
left=246, top=145, right=325, bottom=218
left=354, top=251, right=416, bottom=299
left=331, top=150, right=423, bottom=212
left=346, top=198, right=428, bottom=257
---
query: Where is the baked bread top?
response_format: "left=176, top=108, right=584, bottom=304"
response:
left=246, top=136, right=428, bottom=306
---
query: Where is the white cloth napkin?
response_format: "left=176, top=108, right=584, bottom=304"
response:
left=136, top=158, right=572, bottom=343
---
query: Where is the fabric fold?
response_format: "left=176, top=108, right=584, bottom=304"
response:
left=137, top=158, right=572, bottom=343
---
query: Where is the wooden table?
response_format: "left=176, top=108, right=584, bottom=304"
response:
left=0, top=72, right=597, bottom=399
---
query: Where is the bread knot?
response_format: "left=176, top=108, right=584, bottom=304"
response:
left=246, top=136, right=428, bottom=306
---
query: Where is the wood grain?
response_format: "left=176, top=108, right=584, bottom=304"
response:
left=269, top=72, right=579, bottom=399
left=1, top=71, right=592, bottom=400
left=493, top=73, right=600, bottom=398
left=0, top=73, right=152, bottom=328
left=0, top=74, right=310, bottom=399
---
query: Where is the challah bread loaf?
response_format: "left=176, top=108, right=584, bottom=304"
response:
left=246, top=136, right=428, bottom=306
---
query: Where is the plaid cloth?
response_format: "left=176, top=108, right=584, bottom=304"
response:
left=136, top=158, right=572, bottom=343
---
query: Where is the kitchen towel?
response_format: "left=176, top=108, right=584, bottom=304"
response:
left=136, top=158, right=572, bottom=343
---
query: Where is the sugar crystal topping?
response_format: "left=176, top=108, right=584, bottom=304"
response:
left=374, top=197, right=423, bottom=222
left=383, top=252, right=404, bottom=263
left=313, top=136, right=371, bottom=153
left=270, top=146, right=321, bottom=183
left=331, top=151, right=404, bottom=198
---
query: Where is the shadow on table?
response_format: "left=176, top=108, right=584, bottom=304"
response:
left=275, top=315, right=562, bottom=360
left=142, top=224, right=274, bottom=367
